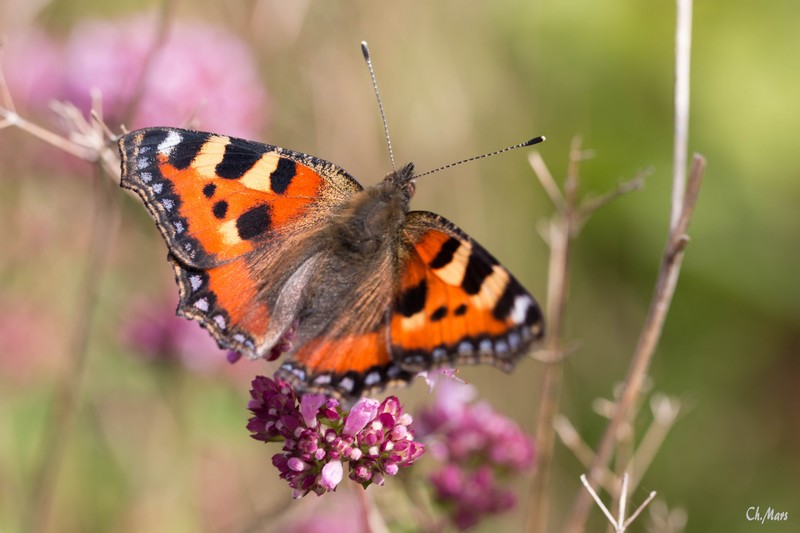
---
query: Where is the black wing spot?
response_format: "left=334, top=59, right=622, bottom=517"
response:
left=461, top=250, right=494, bottom=295
left=398, top=280, right=427, bottom=317
left=236, top=204, right=272, bottom=240
left=169, top=133, right=208, bottom=170
left=203, top=183, right=216, bottom=198
left=270, top=157, right=297, bottom=194
left=492, top=279, right=522, bottom=321
left=454, top=303, right=468, bottom=316
left=212, top=200, right=228, bottom=219
left=216, top=143, right=264, bottom=179
left=430, top=306, right=448, bottom=322
left=526, top=301, right=543, bottom=327
left=429, top=237, right=461, bottom=269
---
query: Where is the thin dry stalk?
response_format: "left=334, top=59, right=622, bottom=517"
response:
left=564, top=155, right=705, bottom=531
left=7, top=5, right=177, bottom=529
left=120, top=0, right=177, bottom=126
left=553, top=415, right=617, bottom=492
left=627, top=395, right=681, bottom=489
left=527, top=139, right=644, bottom=533
left=581, top=473, right=657, bottom=533
left=23, top=164, right=120, bottom=533
left=526, top=139, right=581, bottom=533
left=672, top=0, right=693, bottom=231
left=0, top=106, right=94, bottom=159
left=563, top=0, right=701, bottom=528
left=0, top=59, right=125, bottom=533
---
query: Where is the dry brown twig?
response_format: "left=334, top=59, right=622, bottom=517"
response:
left=563, top=0, right=704, bottom=529
left=525, top=138, right=648, bottom=533
left=555, top=391, right=683, bottom=496
left=580, top=473, right=657, bottom=533
left=2, top=79, right=125, bottom=533
left=0, top=8, right=177, bottom=531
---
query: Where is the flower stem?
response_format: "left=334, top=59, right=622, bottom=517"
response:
left=23, top=164, right=120, bottom=533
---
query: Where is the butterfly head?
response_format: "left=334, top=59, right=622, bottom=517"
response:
left=383, top=162, right=416, bottom=203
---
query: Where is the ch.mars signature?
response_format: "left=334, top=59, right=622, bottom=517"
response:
left=746, top=506, right=789, bottom=524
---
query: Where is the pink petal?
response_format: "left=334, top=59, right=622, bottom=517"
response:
left=343, top=398, right=378, bottom=436
left=320, top=460, right=343, bottom=491
left=300, top=393, right=327, bottom=428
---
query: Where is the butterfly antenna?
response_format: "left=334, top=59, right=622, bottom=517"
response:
left=361, top=41, right=397, bottom=173
left=414, top=136, right=546, bottom=179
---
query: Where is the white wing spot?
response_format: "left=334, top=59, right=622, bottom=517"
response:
left=152, top=182, right=163, bottom=194
left=364, top=372, right=381, bottom=387
left=189, top=275, right=202, bottom=292
left=510, top=295, right=533, bottom=324
left=405, top=354, right=426, bottom=366
left=338, top=377, right=355, bottom=393
left=157, top=130, right=183, bottom=156
left=194, top=298, right=209, bottom=312
left=508, top=332, right=521, bottom=350
left=287, top=365, right=306, bottom=381
left=136, top=156, right=150, bottom=170
left=174, top=221, right=184, bottom=234
left=386, top=365, right=403, bottom=378
left=213, top=315, right=226, bottom=330
left=313, top=374, right=332, bottom=385
left=162, top=198, right=174, bottom=211
left=140, top=172, right=152, bottom=183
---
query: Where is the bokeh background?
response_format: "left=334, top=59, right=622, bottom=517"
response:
left=1, top=0, right=798, bottom=532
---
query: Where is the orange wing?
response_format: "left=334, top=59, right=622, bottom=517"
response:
left=119, top=128, right=361, bottom=356
left=390, top=211, right=544, bottom=373
left=275, top=211, right=544, bottom=399
left=276, top=330, right=413, bottom=398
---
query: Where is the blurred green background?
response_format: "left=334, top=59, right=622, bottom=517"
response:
left=1, top=0, right=798, bottom=532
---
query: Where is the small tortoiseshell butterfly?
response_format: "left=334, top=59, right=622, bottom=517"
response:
left=118, top=44, right=544, bottom=399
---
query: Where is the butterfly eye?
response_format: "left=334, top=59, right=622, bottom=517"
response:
left=404, top=179, right=416, bottom=199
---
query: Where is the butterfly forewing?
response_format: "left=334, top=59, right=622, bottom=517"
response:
left=119, top=127, right=361, bottom=358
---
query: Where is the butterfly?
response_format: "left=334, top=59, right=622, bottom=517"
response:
left=118, top=127, right=544, bottom=398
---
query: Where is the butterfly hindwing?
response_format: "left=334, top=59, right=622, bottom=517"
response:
left=390, top=211, right=544, bottom=372
left=277, top=210, right=544, bottom=398
left=119, top=127, right=362, bottom=357
left=277, top=329, right=414, bottom=399
left=170, top=258, right=270, bottom=355
left=274, top=246, right=415, bottom=398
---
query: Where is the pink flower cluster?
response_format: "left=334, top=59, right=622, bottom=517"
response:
left=247, top=376, right=425, bottom=498
left=4, top=15, right=269, bottom=138
left=415, top=379, right=535, bottom=530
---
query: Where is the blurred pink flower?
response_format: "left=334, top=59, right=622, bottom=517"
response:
left=65, top=15, right=269, bottom=137
left=1, top=29, right=65, bottom=111
left=0, top=296, right=64, bottom=387
left=3, top=15, right=270, bottom=138
left=120, top=298, right=230, bottom=373
left=414, top=379, right=535, bottom=531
